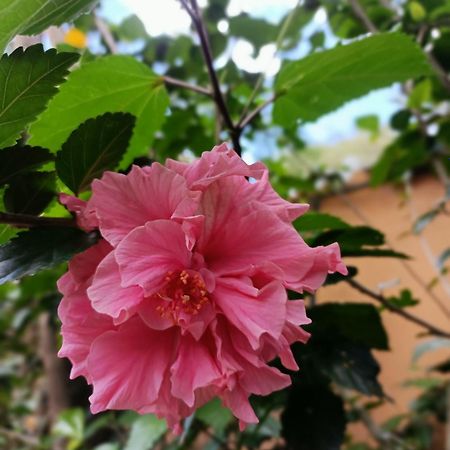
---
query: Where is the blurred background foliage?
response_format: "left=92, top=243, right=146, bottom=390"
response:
left=1, top=0, right=450, bottom=449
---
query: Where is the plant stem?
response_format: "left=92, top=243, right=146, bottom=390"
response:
left=163, top=75, right=212, bottom=96
left=0, top=212, right=76, bottom=228
left=346, top=278, right=450, bottom=338
left=349, top=0, right=377, bottom=32
left=237, top=94, right=278, bottom=129
left=180, top=0, right=243, bottom=155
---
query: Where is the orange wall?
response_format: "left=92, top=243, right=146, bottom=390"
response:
left=318, top=173, right=450, bottom=430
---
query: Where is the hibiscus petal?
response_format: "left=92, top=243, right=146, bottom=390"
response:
left=58, top=292, right=114, bottom=382
left=89, top=164, right=199, bottom=246
left=88, top=251, right=144, bottom=322
left=166, top=143, right=266, bottom=189
left=115, top=220, right=191, bottom=294
left=170, top=334, right=221, bottom=407
left=213, top=278, right=286, bottom=350
left=88, top=317, right=177, bottom=413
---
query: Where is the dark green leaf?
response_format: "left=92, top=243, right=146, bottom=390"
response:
left=326, top=342, right=384, bottom=396
left=313, top=226, right=385, bottom=248
left=0, top=0, right=97, bottom=51
left=294, top=212, right=350, bottom=232
left=390, top=109, right=411, bottom=131
left=308, top=303, right=389, bottom=350
left=4, top=171, right=55, bottom=215
left=343, top=248, right=409, bottom=259
left=325, top=265, right=357, bottom=285
left=0, top=227, right=97, bottom=284
left=371, top=131, right=428, bottom=186
left=29, top=56, right=169, bottom=168
left=0, top=145, right=53, bottom=186
left=56, top=113, right=135, bottom=193
left=274, top=33, right=431, bottom=126
left=0, top=45, right=78, bottom=148
left=386, top=289, right=419, bottom=309
left=281, top=384, right=346, bottom=450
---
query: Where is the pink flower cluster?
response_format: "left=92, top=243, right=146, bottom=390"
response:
left=58, top=144, right=347, bottom=432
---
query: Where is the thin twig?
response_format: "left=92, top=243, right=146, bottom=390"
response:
left=348, top=0, right=377, bottom=33
left=237, top=94, right=278, bottom=129
left=337, top=192, right=450, bottom=318
left=346, top=278, right=450, bottom=338
left=163, top=75, right=212, bottom=96
left=180, top=0, right=242, bottom=154
left=237, top=0, right=300, bottom=126
left=94, top=13, right=118, bottom=54
left=0, top=212, right=76, bottom=228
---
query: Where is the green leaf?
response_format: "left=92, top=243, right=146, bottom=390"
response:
left=294, top=212, right=350, bottom=232
left=308, top=303, right=389, bottom=350
left=386, top=289, right=419, bottom=309
left=281, top=384, right=346, bottom=450
left=0, top=0, right=97, bottom=52
left=228, top=13, right=278, bottom=50
left=342, top=248, right=409, bottom=259
left=53, top=408, right=85, bottom=450
left=115, top=14, right=148, bottom=41
left=0, top=45, right=78, bottom=148
left=56, top=113, right=135, bottom=194
left=274, top=33, right=431, bottom=126
left=355, top=114, right=379, bottom=139
left=29, top=56, right=169, bottom=168
left=196, top=398, right=233, bottom=433
left=0, top=145, right=53, bottom=186
left=313, top=226, right=385, bottom=248
left=0, top=227, right=97, bottom=284
left=124, top=414, right=167, bottom=450
left=371, top=132, right=428, bottom=186
left=4, top=171, right=55, bottom=215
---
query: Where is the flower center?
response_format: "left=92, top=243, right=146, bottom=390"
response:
left=153, top=270, right=210, bottom=322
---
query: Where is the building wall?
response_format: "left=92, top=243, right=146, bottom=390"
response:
left=317, top=173, right=450, bottom=440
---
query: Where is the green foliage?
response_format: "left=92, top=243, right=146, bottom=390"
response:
left=0, top=227, right=97, bottom=284
left=29, top=55, right=169, bottom=168
left=53, top=408, right=85, bottom=450
left=196, top=398, right=233, bottom=433
left=56, top=112, right=135, bottom=193
left=0, top=145, right=53, bottom=186
left=309, top=303, right=389, bottom=350
left=0, top=0, right=97, bottom=51
left=4, top=171, right=55, bottom=214
left=0, top=45, right=78, bottom=148
left=281, top=384, right=346, bottom=450
left=294, top=211, right=350, bottom=232
left=124, top=414, right=167, bottom=450
left=274, top=33, right=431, bottom=126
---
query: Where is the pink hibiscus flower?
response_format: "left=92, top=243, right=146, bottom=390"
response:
left=58, top=143, right=347, bottom=432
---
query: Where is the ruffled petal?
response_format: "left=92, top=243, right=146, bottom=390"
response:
left=58, top=292, right=115, bottom=382
left=59, top=193, right=99, bottom=231
left=170, top=334, right=221, bottom=407
left=115, top=220, right=191, bottom=294
left=88, top=317, right=178, bottom=413
left=88, top=252, right=144, bottom=322
left=166, top=143, right=266, bottom=189
left=213, top=278, right=286, bottom=350
left=88, top=164, right=200, bottom=246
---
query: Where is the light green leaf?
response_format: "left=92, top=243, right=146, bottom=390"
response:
left=53, top=408, right=85, bottom=450
left=274, top=33, right=431, bottom=126
left=124, top=414, right=167, bottom=450
left=0, top=0, right=97, bottom=52
left=0, top=45, right=78, bottom=148
left=29, top=56, right=169, bottom=168
left=196, top=398, right=233, bottom=433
